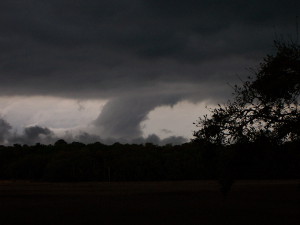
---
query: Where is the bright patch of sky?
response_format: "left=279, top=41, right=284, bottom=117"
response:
left=0, top=96, right=107, bottom=135
left=0, top=97, right=210, bottom=140
left=142, top=101, right=210, bottom=139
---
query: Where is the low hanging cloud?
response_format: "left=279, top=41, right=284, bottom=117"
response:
left=93, top=95, right=181, bottom=140
left=0, top=118, right=12, bottom=144
left=0, top=117, right=187, bottom=146
left=23, top=126, right=54, bottom=145
left=9, top=126, right=55, bottom=146
left=24, top=126, right=52, bottom=139
left=74, top=132, right=187, bottom=146
left=132, top=134, right=188, bottom=146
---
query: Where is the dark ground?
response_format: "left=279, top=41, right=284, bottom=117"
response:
left=0, top=180, right=299, bottom=225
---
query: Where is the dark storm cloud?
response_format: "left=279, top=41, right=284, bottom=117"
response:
left=0, top=0, right=298, bottom=140
left=66, top=132, right=187, bottom=146
left=0, top=117, right=186, bottom=145
left=0, top=118, right=55, bottom=145
left=0, top=0, right=297, bottom=96
left=24, top=126, right=52, bottom=140
left=10, top=125, right=55, bottom=145
left=132, top=134, right=187, bottom=146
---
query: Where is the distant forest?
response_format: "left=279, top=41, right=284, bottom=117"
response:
left=0, top=139, right=299, bottom=182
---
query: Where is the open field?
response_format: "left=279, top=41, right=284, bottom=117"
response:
left=0, top=180, right=299, bottom=225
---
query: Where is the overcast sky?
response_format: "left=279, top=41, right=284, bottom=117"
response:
left=0, top=0, right=299, bottom=145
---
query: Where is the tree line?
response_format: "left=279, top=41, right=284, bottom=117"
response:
left=0, top=139, right=299, bottom=182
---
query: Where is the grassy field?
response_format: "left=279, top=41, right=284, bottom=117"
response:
left=0, top=180, right=299, bottom=225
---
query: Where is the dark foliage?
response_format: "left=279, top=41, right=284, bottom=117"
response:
left=192, top=40, right=300, bottom=196
left=0, top=140, right=299, bottom=182
left=194, top=41, right=300, bottom=145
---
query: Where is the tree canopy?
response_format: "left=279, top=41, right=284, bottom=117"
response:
left=194, top=40, right=300, bottom=145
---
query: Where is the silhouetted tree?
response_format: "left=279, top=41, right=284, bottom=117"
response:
left=194, top=40, right=300, bottom=145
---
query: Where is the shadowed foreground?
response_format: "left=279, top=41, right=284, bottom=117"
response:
left=0, top=180, right=299, bottom=225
